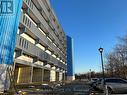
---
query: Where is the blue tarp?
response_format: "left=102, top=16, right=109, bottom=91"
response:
left=0, top=0, right=23, bottom=64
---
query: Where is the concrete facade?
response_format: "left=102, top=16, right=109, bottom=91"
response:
left=13, top=0, right=67, bottom=84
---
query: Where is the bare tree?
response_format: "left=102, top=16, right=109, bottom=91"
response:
left=105, top=34, right=127, bottom=78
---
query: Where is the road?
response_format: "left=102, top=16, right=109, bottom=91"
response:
left=55, top=80, right=91, bottom=95
left=16, top=80, right=91, bottom=95
left=12, top=80, right=127, bottom=95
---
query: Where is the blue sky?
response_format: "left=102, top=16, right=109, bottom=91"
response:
left=51, top=0, right=127, bottom=73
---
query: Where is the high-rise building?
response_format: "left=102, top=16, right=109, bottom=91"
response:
left=67, top=36, right=75, bottom=81
left=13, top=0, right=67, bottom=84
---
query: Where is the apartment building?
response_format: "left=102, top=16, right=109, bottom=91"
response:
left=13, top=0, right=67, bottom=84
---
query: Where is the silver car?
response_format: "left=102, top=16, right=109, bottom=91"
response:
left=96, top=78, right=127, bottom=94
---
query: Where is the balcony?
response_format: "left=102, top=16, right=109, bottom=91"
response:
left=22, top=0, right=65, bottom=55
left=19, top=11, right=65, bottom=60
left=15, top=35, right=67, bottom=70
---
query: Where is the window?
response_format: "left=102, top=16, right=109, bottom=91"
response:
left=19, top=38, right=22, bottom=46
left=24, top=40, right=26, bottom=48
left=105, top=79, right=127, bottom=83
left=23, top=15, right=25, bottom=23
left=28, top=0, right=30, bottom=5
left=31, top=3, right=33, bottom=9
left=30, top=1, right=32, bottom=7
left=22, top=39, right=24, bottom=47
left=25, top=17, right=27, bottom=25
left=26, top=42, right=29, bottom=49
left=29, top=22, right=31, bottom=28
left=27, top=19, right=29, bottom=27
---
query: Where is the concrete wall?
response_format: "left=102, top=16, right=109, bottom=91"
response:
left=50, top=70, right=56, bottom=82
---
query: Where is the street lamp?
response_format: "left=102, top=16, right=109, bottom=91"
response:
left=99, top=47, right=108, bottom=95
left=98, top=47, right=105, bottom=85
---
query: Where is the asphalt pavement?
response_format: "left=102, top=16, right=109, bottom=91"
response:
left=10, top=80, right=127, bottom=95
left=16, top=80, right=91, bottom=95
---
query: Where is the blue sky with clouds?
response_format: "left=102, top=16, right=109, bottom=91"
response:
left=51, top=0, right=127, bottom=73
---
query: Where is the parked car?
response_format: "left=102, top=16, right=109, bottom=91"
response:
left=91, top=78, right=99, bottom=82
left=90, top=78, right=100, bottom=89
left=96, top=78, right=127, bottom=94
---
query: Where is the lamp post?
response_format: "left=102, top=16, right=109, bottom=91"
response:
left=99, top=47, right=108, bottom=95
left=98, top=47, right=108, bottom=95
left=98, top=47, right=105, bottom=85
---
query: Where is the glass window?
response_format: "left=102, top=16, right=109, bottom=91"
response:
left=25, top=17, right=27, bottom=25
left=29, top=21, right=31, bottom=28
left=28, top=0, right=30, bottom=5
left=26, top=42, right=29, bottom=49
left=19, top=38, right=22, bottom=46
left=24, top=40, right=26, bottom=48
left=27, top=19, right=29, bottom=27
left=22, top=39, right=24, bottom=47
left=23, top=15, right=25, bottom=23
left=30, top=1, right=32, bottom=7
left=106, top=79, right=127, bottom=83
